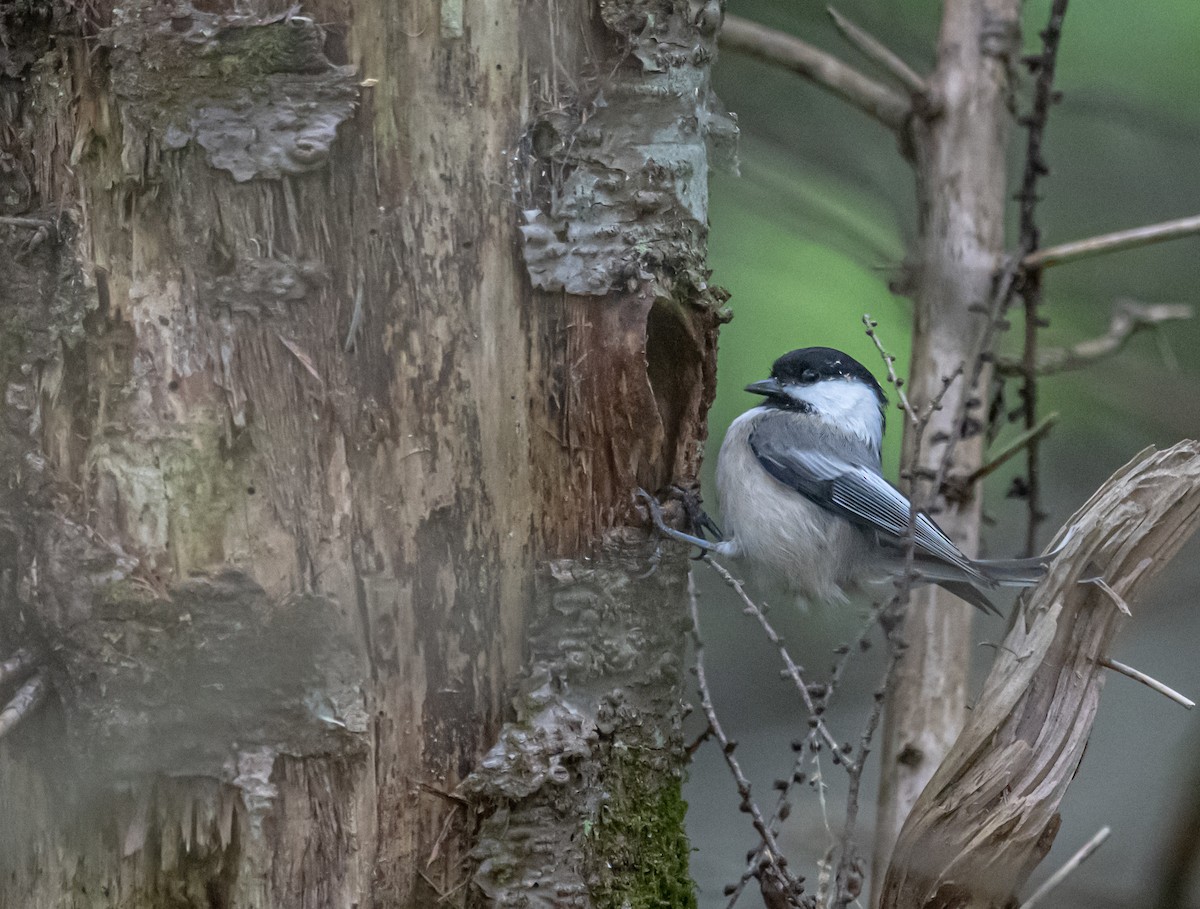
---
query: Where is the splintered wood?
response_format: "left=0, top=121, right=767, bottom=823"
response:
left=880, top=440, right=1200, bottom=909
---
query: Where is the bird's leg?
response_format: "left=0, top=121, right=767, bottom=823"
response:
left=635, top=488, right=727, bottom=555
left=670, top=484, right=723, bottom=541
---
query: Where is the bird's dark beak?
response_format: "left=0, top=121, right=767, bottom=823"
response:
left=745, top=378, right=784, bottom=397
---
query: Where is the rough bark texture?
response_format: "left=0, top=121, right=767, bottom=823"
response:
left=468, top=0, right=729, bottom=905
left=0, top=0, right=722, bottom=906
left=873, top=0, right=1022, bottom=893
left=880, top=441, right=1200, bottom=908
left=466, top=545, right=696, bottom=908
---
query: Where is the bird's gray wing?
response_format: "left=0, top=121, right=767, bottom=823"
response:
left=748, top=422, right=985, bottom=581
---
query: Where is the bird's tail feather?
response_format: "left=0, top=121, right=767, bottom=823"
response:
left=934, top=580, right=1002, bottom=616
left=974, top=554, right=1054, bottom=587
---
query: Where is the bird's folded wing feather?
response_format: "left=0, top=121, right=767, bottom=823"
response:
left=749, top=426, right=983, bottom=580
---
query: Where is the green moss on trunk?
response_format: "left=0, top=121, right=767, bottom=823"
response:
left=588, top=747, right=696, bottom=909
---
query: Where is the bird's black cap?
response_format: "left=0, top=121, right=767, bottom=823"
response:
left=769, top=347, right=887, bottom=409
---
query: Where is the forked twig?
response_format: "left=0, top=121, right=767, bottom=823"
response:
left=720, top=15, right=909, bottom=131
left=995, top=301, right=1194, bottom=377
left=826, top=7, right=930, bottom=98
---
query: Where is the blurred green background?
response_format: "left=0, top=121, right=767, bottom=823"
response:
left=685, top=1, right=1200, bottom=906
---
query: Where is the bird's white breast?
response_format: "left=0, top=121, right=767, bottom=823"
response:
left=716, top=408, right=870, bottom=604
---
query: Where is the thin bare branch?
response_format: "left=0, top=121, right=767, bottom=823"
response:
left=0, top=216, right=55, bottom=230
left=726, top=602, right=890, bottom=908
left=1019, top=827, right=1111, bottom=909
left=0, top=672, right=47, bottom=740
left=997, top=300, right=1194, bottom=377
left=720, top=15, right=909, bottom=131
left=1022, top=214, right=1200, bottom=270
left=832, top=616, right=904, bottom=909
left=686, top=573, right=803, bottom=902
left=862, top=315, right=917, bottom=427
left=1101, top=657, right=1195, bottom=709
left=702, top=557, right=843, bottom=758
left=826, top=7, right=930, bottom=98
left=961, top=412, right=1059, bottom=487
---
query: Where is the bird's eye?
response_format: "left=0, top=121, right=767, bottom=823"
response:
left=801, top=369, right=819, bottom=383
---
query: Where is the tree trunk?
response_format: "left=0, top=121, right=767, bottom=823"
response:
left=0, top=0, right=723, bottom=905
left=873, top=0, right=1021, bottom=894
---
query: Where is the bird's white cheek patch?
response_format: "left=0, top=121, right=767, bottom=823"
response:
left=783, top=380, right=883, bottom=450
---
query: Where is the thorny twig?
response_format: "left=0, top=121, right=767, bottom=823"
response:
left=703, top=558, right=843, bottom=758
left=863, top=315, right=916, bottom=427
left=831, top=603, right=905, bottom=909
left=688, top=573, right=806, bottom=904
left=723, top=600, right=892, bottom=908
left=1014, top=0, right=1070, bottom=554
left=863, top=317, right=970, bottom=511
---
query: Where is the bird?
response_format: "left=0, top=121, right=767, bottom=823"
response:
left=643, top=346, right=1054, bottom=613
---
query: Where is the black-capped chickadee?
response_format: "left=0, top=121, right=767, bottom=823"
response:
left=645, top=346, right=1053, bottom=613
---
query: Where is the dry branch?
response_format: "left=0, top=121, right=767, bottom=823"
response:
left=1019, top=826, right=1110, bottom=909
left=1022, top=214, right=1200, bottom=270
left=0, top=673, right=46, bottom=740
left=880, top=440, right=1200, bottom=909
left=996, top=300, right=1193, bottom=377
left=1100, top=657, right=1194, bottom=709
left=720, top=15, right=909, bottom=131
left=826, top=7, right=930, bottom=98
left=0, top=649, right=38, bottom=688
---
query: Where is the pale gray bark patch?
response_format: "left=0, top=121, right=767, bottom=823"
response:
left=518, top=0, right=737, bottom=296
left=60, top=570, right=368, bottom=781
left=108, top=3, right=358, bottom=182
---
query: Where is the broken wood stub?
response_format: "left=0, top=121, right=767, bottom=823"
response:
left=880, top=440, right=1200, bottom=909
